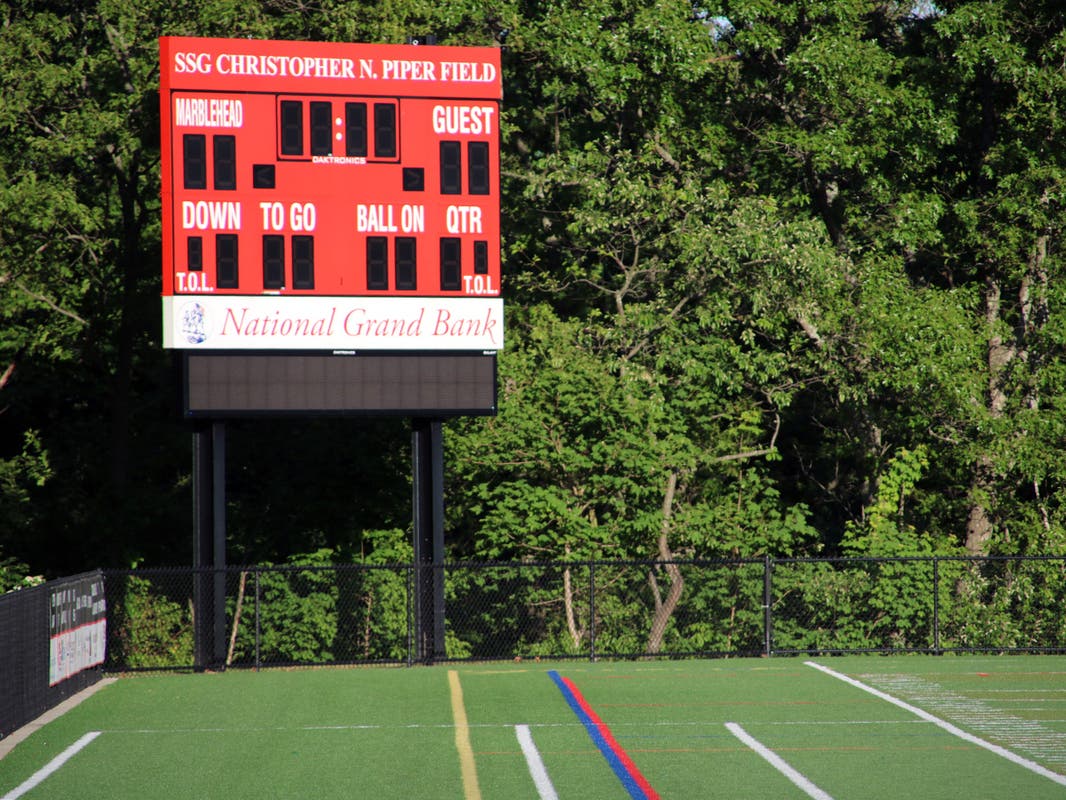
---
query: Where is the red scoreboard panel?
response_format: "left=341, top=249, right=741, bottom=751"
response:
left=160, top=37, right=502, bottom=351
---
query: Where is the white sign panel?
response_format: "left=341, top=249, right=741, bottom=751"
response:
left=163, top=295, right=503, bottom=351
left=48, top=575, right=107, bottom=686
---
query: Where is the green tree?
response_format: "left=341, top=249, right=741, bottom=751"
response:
left=0, top=1, right=493, bottom=573
left=3, top=0, right=1064, bottom=619
left=706, top=0, right=1066, bottom=554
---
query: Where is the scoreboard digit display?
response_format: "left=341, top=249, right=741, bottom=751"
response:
left=160, top=37, right=502, bottom=352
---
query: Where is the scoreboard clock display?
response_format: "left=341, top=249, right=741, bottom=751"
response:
left=160, top=37, right=503, bottom=352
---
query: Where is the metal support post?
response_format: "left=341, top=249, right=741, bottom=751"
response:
left=412, top=418, right=446, bottom=662
left=763, top=555, right=773, bottom=657
left=192, top=421, right=227, bottom=670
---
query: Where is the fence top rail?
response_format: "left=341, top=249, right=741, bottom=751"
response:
left=1, top=568, right=103, bottom=605
left=103, top=563, right=413, bottom=576
left=99, top=554, right=1066, bottom=575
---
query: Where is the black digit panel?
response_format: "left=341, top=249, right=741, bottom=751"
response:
left=216, top=234, right=239, bottom=289
left=366, top=236, right=389, bottom=290
left=213, top=135, right=236, bottom=190
left=280, top=100, right=304, bottom=156
left=440, top=141, right=461, bottom=195
left=310, top=101, right=333, bottom=156
left=440, top=237, right=461, bottom=291
left=468, top=141, right=489, bottom=195
left=187, top=237, right=203, bottom=271
left=263, top=235, right=285, bottom=289
left=374, top=103, right=396, bottom=158
left=183, top=134, right=207, bottom=189
left=292, top=235, right=315, bottom=290
left=345, top=102, right=367, bottom=157
left=396, top=237, right=417, bottom=291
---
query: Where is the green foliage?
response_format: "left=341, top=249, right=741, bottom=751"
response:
left=842, top=447, right=937, bottom=556
left=0, top=429, right=52, bottom=536
left=227, top=539, right=412, bottom=665
left=233, top=549, right=339, bottom=664
left=110, top=575, right=193, bottom=668
left=1, top=0, right=1065, bottom=669
left=942, top=557, right=1066, bottom=650
left=0, top=553, right=38, bottom=593
left=343, top=529, right=412, bottom=662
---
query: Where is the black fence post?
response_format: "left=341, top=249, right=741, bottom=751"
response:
left=406, top=565, right=414, bottom=667
left=933, top=557, right=941, bottom=654
left=589, top=561, right=597, bottom=662
left=254, top=568, right=261, bottom=671
left=763, top=555, right=773, bottom=657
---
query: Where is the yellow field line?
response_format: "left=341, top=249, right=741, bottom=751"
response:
left=449, top=670, right=482, bottom=800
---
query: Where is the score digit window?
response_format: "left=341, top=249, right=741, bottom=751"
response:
left=263, top=235, right=285, bottom=289
left=367, top=237, right=389, bottom=290
left=345, top=102, right=367, bottom=157
left=292, top=235, right=315, bottom=290
left=468, top=141, right=489, bottom=195
left=214, top=135, right=237, bottom=190
left=440, top=238, right=461, bottom=291
left=395, top=237, right=417, bottom=291
left=216, top=234, right=239, bottom=289
left=280, top=100, right=304, bottom=156
left=440, top=141, right=462, bottom=195
left=183, top=134, right=207, bottom=189
left=374, top=103, right=397, bottom=159
left=187, top=237, right=203, bottom=271
left=310, top=102, right=333, bottom=157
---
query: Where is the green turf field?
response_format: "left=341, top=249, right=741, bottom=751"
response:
left=2, top=656, right=1064, bottom=799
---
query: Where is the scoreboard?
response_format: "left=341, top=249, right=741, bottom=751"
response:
left=160, top=37, right=502, bottom=352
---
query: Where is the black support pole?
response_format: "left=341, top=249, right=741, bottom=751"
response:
left=211, top=422, right=227, bottom=664
left=192, top=421, right=227, bottom=670
left=412, top=418, right=446, bottom=662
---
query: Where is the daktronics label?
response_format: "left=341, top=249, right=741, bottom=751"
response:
left=159, top=37, right=502, bottom=350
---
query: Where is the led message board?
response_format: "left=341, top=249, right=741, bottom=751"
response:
left=183, top=351, right=497, bottom=417
left=160, top=37, right=502, bottom=351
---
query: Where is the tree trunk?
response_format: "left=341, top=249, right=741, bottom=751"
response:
left=226, top=570, right=247, bottom=666
left=966, top=277, right=1009, bottom=554
left=647, top=471, right=683, bottom=654
left=562, top=544, right=582, bottom=650
left=965, top=234, right=1049, bottom=554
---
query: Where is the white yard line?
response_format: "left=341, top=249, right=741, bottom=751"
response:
left=0, top=678, right=116, bottom=760
left=1, top=731, right=101, bottom=800
left=516, top=725, right=560, bottom=800
left=726, top=722, right=835, bottom=800
left=805, top=661, right=1066, bottom=787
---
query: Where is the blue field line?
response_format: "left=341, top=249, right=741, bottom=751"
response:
left=548, top=670, right=659, bottom=800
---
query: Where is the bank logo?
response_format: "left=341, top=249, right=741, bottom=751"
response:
left=180, top=301, right=210, bottom=344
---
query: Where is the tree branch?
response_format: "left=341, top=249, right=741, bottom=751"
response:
left=12, top=279, right=88, bottom=326
left=711, top=414, right=781, bottom=463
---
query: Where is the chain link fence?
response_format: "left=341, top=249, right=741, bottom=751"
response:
left=102, top=555, right=1066, bottom=671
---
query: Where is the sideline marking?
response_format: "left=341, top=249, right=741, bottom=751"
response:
left=805, top=661, right=1066, bottom=787
left=726, top=722, right=835, bottom=800
left=448, top=670, right=482, bottom=800
left=0, top=678, right=116, bottom=761
left=871, top=672, right=1066, bottom=768
left=516, top=724, right=560, bottom=800
left=548, top=670, right=660, bottom=800
left=1, top=731, right=101, bottom=800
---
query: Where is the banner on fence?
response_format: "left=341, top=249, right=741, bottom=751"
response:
left=49, top=574, right=107, bottom=686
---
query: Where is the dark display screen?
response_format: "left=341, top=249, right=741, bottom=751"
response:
left=183, top=351, right=497, bottom=417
